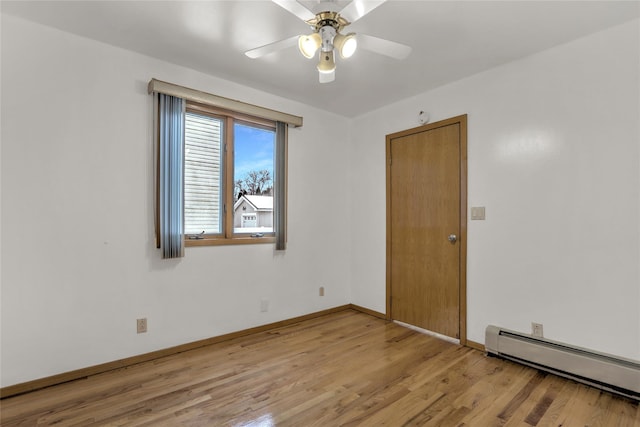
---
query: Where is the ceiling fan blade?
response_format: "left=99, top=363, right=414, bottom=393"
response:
left=272, top=0, right=316, bottom=22
left=245, top=35, right=300, bottom=59
left=339, top=0, right=386, bottom=24
left=319, top=70, right=335, bottom=84
left=357, top=33, right=412, bottom=60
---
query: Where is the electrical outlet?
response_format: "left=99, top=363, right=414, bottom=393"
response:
left=319, top=286, right=325, bottom=296
left=137, top=318, right=147, bottom=334
left=260, top=299, right=269, bottom=313
left=531, top=322, right=543, bottom=338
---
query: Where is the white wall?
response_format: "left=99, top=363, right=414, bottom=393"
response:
left=350, top=19, right=640, bottom=361
left=0, top=15, right=351, bottom=387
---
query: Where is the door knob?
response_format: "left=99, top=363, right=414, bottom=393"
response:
left=448, top=234, right=457, bottom=243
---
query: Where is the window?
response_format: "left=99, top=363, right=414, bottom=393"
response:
left=150, top=78, right=300, bottom=256
left=184, top=111, right=223, bottom=235
left=184, top=102, right=276, bottom=246
left=232, top=122, right=275, bottom=234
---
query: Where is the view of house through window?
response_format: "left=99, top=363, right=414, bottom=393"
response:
left=233, top=122, right=275, bottom=234
left=183, top=108, right=275, bottom=240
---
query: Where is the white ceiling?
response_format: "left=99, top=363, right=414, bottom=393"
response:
left=2, top=1, right=638, bottom=117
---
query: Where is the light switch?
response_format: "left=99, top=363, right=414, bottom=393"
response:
left=471, top=206, right=486, bottom=220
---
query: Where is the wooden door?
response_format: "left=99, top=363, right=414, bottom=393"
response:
left=386, top=115, right=467, bottom=342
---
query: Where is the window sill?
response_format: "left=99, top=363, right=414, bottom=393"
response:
left=185, top=236, right=276, bottom=247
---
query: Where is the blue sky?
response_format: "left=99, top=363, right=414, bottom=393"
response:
left=234, top=123, right=274, bottom=182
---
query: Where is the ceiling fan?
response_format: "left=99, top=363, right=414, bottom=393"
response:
left=245, top=0, right=412, bottom=83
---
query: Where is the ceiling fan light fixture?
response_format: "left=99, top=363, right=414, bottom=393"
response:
left=317, top=50, right=336, bottom=73
left=334, top=32, right=357, bottom=58
left=318, top=70, right=335, bottom=83
left=298, top=33, right=321, bottom=58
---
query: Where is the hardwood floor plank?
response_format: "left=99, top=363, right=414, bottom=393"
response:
left=554, top=384, right=608, bottom=426
left=451, top=358, right=535, bottom=425
left=400, top=350, right=494, bottom=424
left=536, top=379, right=582, bottom=427
left=602, top=395, right=640, bottom=427
left=522, top=374, right=564, bottom=426
left=1, top=310, right=638, bottom=426
left=498, top=371, right=547, bottom=423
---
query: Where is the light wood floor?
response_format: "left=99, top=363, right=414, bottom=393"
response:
left=2, top=310, right=639, bottom=426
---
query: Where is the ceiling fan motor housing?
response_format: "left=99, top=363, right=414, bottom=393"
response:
left=320, top=26, right=337, bottom=52
left=307, top=11, right=350, bottom=32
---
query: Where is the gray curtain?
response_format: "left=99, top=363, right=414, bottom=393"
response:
left=157, top=93, right=185, bottom=258
left=274, top=121, right=287, bottom=250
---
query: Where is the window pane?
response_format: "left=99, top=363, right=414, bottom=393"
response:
left=233, top=122, right=275, bottom=234
left=184, top=112, right=223, bottom=235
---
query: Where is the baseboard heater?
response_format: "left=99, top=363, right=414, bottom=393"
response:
left=485, top=325, right=640, bottom=400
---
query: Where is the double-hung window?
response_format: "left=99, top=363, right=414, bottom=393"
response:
left=184, top=103, right=276, bottom=245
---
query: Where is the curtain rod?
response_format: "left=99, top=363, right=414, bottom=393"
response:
left=148, top=78, right=303, bottom=128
